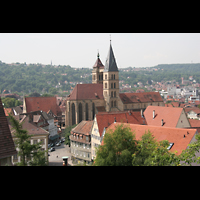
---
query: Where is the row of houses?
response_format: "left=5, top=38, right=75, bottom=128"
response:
left=69, top=105, right=200, bottom=165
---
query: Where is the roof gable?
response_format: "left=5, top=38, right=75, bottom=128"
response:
left=68, top=84, right=103, bottom=100
left=93, top=56, right=104, bottom=69
left=144, top=106, right=184, bottom=128
left=107, top=122, right=197, bottom=155
left=71, top=120, right=93, bottom=135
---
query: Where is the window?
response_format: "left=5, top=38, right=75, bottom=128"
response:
left=105, top=83, right=107, bottom=89
left=114, top=83, right=116, bottom=88
left=167, top=143, right=174, bottom=150
left=40, top=139, right=44, bottom=144
left=83, top=144, right=85, bottom=148
left=114, top=101, right=116, bottom=107
left=111, top=91, right=113, bottom=97
left=111, top=83, right=113, bottom=88
left=114, top=91, right=116, bottom=97
left=111, top=101, right=113, bottom=107
left=111, top=74, right=113, bottom=79
left=114, top=74, right=115, bottom=79
left=105, top=74, right=107, bottom=80
left=86, top=136, right=88, bottom=141
left=93, top=75, right=95, bottom=80
left=77, top=135, right=78, bottom=139
left=33, top=140, right=37, bottom=144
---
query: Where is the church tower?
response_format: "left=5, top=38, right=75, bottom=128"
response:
left=103, top=41, right=120, bottom=112
left=92, top=52, right=104, bottom=84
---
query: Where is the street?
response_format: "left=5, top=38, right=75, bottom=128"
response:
left=48, top=142, right=72, bottom=166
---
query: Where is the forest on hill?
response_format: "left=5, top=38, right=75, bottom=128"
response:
left=0, top=61, right=200, bottom=96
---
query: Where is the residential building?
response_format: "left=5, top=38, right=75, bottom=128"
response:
left=184, top=107, right=200, bottom=120
left=91, top=110, right=147, bottom=160
left=70, top=121, right=93, bottom=165
left=65, top=42, right=164, bottom=127
left=23, top=96, right=62, bottom=126
left=143, top=106, right=191, bottom=128
left=105, top=122, right=198, bottom=156
left=0, top=98, right=17, bottom=166
left=9, top=115, right=49, bottom=165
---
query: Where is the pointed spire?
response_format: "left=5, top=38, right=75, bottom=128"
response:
left=97, top=49, right=100, bottom=58
left=104, top=41, right=118, bottom=72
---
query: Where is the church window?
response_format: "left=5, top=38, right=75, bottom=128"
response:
left=111, top=91, right=113, bottom=97
left=114, top=74, right=115, bottom=79
left=72, top=103, right=76, bottom=125
left=105, top=83, right=107, bottom=89
left=111, top=74, right=113, bottom=79
left=114, top=83, right=116, bottom=88
left=92, top=103, right=95, bottom=120
left=114, top=91, right=116, bottom=97
left=114, top=101, right=116, bottom=107
left=78, top=103, right=82, bottom=123
left=111, top=101, right=113, bottom=107
left=111, top=83, right=113, bottom=88
left=85, top=103, right=88, bottom=120
left=105, top=74, right=107, bottom=80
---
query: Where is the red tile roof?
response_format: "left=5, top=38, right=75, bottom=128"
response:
left=0, top=98, right=17, bottom=159
left=106, top=122, right=197, bottom=155
left=93, top=57, right=104, bottom=69
left=96, top=111, right=146, bottom=137
left=188, top=119, right=200, bottom=127
left=71, top=120, right=93, bottom=135
left=67, top=84, right=103, bottom=100
left=119, top=92, right=163, bottom=104
left=184, top=107, right=200, bottom=114
left=25, top=97, right=62, bottom=116
left=4, top=108, right=14, bottom=116
left=144, top=106, right=185, bottom=128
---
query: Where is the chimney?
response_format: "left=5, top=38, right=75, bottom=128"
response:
left=153, top=110, right=155, bottom=119
left=183, top=134, right=186, bottom=138
left=161, top=119, right=164, bottom=126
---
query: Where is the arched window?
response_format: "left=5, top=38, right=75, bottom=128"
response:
left=111, top=83, right=113, bottom=88
left=114, top=91, right=116, bottom=97
left=111, top=91, right=113, bottom=97
left=105, top=74, right=107, bottom=80
left=92, top=103, right=95, bottom=119
left=105, top=83, right=107, bottom=89
left=111, top=74, right=113, bottom=79
left=114, top=83, right=116, bottom=88
left=85, top=103, right=88, bottom=120
left=72, top=103, right=76, bottom=125
left=78, top=103, right=82, bottom=123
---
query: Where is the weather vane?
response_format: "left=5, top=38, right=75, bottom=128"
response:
left=110, top=34, right=111, bottom=44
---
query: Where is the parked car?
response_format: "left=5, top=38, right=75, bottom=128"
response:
left=56, top=142, right=61, bottom=147
left=49, top=147, right=55, bottom=152
left=62, top=138, right=65, bottom=142
left=50, top=143, right=55, bottom=147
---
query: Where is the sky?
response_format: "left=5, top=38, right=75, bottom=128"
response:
left=0, top=33, right=200, bottom=68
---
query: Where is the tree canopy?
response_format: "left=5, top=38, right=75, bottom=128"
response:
left=94, top=124, right=200, bottom=166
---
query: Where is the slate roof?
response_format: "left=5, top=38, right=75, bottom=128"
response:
left=67, top=84, right=104, bottom=100
left=144, top=106, right=186, bottom=128
left=0, top=98, right=17, bottom=159
left=104, top=43, right=118, bottom=72
left=106, top=122, right=197, bottom=155
left=24, top=97, right=62, bottom=116
left=96, top=111, right=147, bottom=137
left=119, top=92, right=163, bottom=104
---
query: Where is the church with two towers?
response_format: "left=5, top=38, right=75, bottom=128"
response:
left=65, top=42, right=164, bottom=127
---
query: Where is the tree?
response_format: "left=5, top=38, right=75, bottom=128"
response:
left=94, top=124, right=138, bottom=166
left=94, top=124, right=200, bottom=166
left=64, top=124, right=77, bottom=147
left=9, top=114, right=48, bottom=166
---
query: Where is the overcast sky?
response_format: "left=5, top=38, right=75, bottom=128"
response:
left=0, top=33, right=200, bottom=68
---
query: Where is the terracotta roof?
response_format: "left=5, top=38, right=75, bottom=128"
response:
left=189, top=119, right=200, bottom=127
left=9, top=115, right=49, bottom=136
left=67, top=84, right=103, bottom=100
left=144, top=106, right=185, bottom=128
left=71, top=120, right=93, bottom=135
left=96, top=111, right=147, bottom=137
left=106, top=122, right=197, bottom=155
left=0, top=98, right=17, bottom=159
left=25, top=97, right=62, bottom=116
left=165, top=103, right=173, bottom=107
left=119, top=92, right=163, bottom=104
left=4, top=108, right=14, bottom=116
left=184, top=107, right=200, bottom=114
